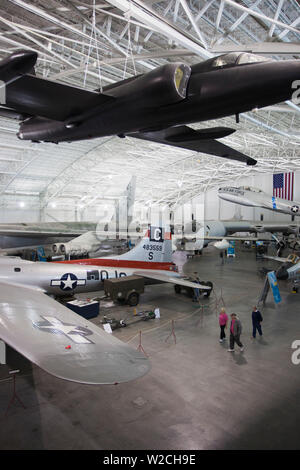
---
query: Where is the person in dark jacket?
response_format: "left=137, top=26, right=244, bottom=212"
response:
left=192, top=272, right=200, bottom=302
left=228, top=313, right=244, bottom=352
left=252, top=306, right=263, bottom=338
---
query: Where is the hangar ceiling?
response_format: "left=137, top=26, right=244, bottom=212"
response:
left=0, top=0, right=299, bottom=214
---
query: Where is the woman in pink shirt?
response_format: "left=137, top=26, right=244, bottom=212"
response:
left=219, top=307, right=228, bottom=343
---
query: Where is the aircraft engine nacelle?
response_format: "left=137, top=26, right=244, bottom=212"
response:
left=0, top=50, right=37, bottom=85
left=214, top=239, right=230, bottom=250
left=52, top=231, right=101, bottom=256
left=108, top=62, right=191, bottom=108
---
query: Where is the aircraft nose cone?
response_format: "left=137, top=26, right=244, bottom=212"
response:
left=11, top=50, right=38, bottom=71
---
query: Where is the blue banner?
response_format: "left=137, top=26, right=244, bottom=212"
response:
left=37, top=246, right=46, bottom=262
left=227, top=240, right=235, bottom=256
left=267, top=271, right=281, bottom=304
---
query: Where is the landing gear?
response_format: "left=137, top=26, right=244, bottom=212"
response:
left=174, top=281, right=213, bottom=298
left=201, top=281, right=213, bottom=297
left=127, top=292, right=140, bottom=306
left=174, top=284, right=181, bottom=294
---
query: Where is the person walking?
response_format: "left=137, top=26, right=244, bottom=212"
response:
left=192, top=272, right=200, bottom=302
left=252, top=305, right=263, bottom=339
left=219, top=307, right=228, bottom=343
left=228, top=313, right=244, bottom=352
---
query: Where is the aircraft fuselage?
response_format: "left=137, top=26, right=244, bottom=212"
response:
left=219, top=186, right=300, bottom=216
left=17, top=58, right=300, bottom=143
left=0, top=257, right=181, bottom=296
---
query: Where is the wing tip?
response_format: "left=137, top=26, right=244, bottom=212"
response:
left=247, top=158, right=257, bottom=166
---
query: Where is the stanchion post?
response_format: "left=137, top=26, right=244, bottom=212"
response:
left=165, top=320, right=177, bottom=344
left=136, top=330, right=148, bottom=357
left=5, top=369, right=26, bottom=416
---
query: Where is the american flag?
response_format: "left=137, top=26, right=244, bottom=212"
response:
left=273, top=172, right=294, bottom=200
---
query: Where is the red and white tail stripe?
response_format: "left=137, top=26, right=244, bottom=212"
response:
left=60, top=226, right=177, bottom=271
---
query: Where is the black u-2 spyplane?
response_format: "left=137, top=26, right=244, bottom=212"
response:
left=0, top=50, right=299, bottom=165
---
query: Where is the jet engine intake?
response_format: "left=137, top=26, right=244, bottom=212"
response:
left=52, top=243, right=68, bottom=254
left=18, top=117, right=66, bottom=142
left=0, top=50, right=37, bottom=86
left=106, top=62, right=191, bottom=107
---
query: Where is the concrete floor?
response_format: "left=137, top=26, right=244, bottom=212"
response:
left=0, top=245, right=299, bottom=450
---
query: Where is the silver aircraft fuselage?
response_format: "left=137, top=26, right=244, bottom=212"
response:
left=218, top=186, right=300, bottom=216
left=0, top=257, right=103, bottom=296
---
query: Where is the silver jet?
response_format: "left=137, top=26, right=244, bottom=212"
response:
left=218, top=186, right=300, bottom=216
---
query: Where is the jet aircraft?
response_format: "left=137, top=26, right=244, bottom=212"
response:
left=0, top=50, right=299, bottom=165
left=218, top=186, right=300, bottom=217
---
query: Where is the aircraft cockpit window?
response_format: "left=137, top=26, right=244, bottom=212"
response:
left=87, top=270, right=99, bottom=281
left=241, top=186, right=262, bottom=193
left=287, top=254, right=299, bottom=264
left=237, top=53, right=272, bottom=65
left=212, top=53, right=240, bottom=69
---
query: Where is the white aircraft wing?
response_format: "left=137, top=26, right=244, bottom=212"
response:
left=263, top=255, right=290, bottom=263
left=173, top=234, right=259, bottom=241
left=0, top=282, right=150, bottom=384
left=133, top=271, right=211, bottom=290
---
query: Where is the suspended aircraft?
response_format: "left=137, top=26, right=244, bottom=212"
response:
left=218, top=186, right=300, bottom=217
left=1, top=50, right=299, bottom=165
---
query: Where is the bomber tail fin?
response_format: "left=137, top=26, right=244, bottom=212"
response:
left=115, top=226, right=173, bottom=264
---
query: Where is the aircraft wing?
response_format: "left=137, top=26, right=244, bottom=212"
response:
left=133, top=271, right=211, bottom=290
left=222, top=220, right=300, bottom=234
left=128, top=126, right=257, bottom=165
left=173, top=234, right=259, bottom=241
left=6, top=75, right=114, bottom=122
left=0, top=229, right=83, bottom=237
left=0, top=282, right=150, bottom=384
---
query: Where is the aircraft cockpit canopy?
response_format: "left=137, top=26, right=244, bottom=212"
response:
left=240, top=186, right=263, bottom=193
left=287, top=254, right=300, bottom=264
left=192, top=52, right=272, bottom=74
left=212, top=52, right=272, bottom=69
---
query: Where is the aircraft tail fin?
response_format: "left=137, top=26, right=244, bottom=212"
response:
left=115, top=226, right=173, bottom=264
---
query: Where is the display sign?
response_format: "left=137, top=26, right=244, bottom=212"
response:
left=267, top=271, right=282, bottom=304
